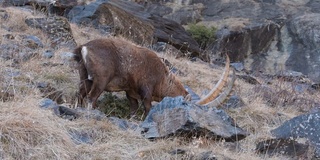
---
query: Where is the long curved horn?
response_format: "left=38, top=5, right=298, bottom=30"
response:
left=205, top=67, right=236, bottom=107
left=195, top=54, right=231, bottom=105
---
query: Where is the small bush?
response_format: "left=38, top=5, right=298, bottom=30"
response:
left=186, top=24, right=217, bottom=49
left=97, top=93, right=145, bottom=120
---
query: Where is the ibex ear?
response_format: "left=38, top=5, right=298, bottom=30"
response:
left=184, top=94, right=192, bottom=101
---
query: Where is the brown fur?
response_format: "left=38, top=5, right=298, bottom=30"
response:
left=73, top=38, right=189, bottom=116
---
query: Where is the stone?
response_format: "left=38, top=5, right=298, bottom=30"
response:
left=37, top=83, right=64, bottom=104
left=275, top=70, right=306, bottom=82
left=0, top=43, right=37, bottom=61
left=307, top=0, right=320, bottom=13
left=39, top=98, right=58, bottom=109
left=256, top=138, right=309, bottom=158
left=312, top=83, right=320, bottom=90
left=108, top=117, right=139, bottom=131
left=67, top=0, right=202, bottom=59
left=56, top=106, right=82, bottom=120
left=25, top=16, right=76, bottom=48
left=0, top=90, right=14, bottom=102
left=75, top=108, right=107, bottom=121
left=222, top=95, right=244, bottom=109
left=2, top=0, right=31, bottom=6
left=237, top=75, right=260, bottom=85
left=168, top=149, right=186, bottom=155
left=68, top=129, right=93, bottom=144
left=22, top=35, right=43, bottom=49
left=0, top=9, right=9, bottom=20
left=59, top=52, right=74, bottom=65
left=140, top=96, right=248, bottom=141
left=271, top=112, right=320, bottom=157
left=192, top=151, right=217, bottom=160
left=230, top=62, right=244, bottom=72
left=42, top=50, right=54, bottom=59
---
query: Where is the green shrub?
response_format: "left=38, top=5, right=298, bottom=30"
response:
left=186, top=24, right=217, bottom=49
left=97, top=93, right=145, bottom=120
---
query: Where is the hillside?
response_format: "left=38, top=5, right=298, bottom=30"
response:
left=0, top=4, right=319, bottom=160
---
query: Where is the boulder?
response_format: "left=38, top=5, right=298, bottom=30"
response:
left=270, top=112, right=320, bottom=158
left=67, top=0, right=202, bottom=58
left=25, top=16, right=76, bottom=48
left=92, top=1, right=154, bottom=46
left=140, top=96, right=248, bottom=141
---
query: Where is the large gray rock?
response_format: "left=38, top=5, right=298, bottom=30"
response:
left=270, top=112, right=320, bottom=158
left=25, top=16, right=76, bottom=48
left=67, top=0, right=202, bottom=59
left=140, top=96, right=248, bottom=141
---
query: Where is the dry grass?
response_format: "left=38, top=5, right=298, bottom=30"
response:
left=0, top=5, right=319, bottom=160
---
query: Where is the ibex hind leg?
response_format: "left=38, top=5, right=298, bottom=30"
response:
left=78, top=80, right=93, bottom=108
left=87, top=78, right=107, bottom=110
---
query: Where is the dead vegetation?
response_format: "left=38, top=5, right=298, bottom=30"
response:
left=0, top=6, right=319, bottom=160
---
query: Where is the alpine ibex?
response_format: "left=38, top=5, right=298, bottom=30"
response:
left=73, top=37, right=235, bottom=117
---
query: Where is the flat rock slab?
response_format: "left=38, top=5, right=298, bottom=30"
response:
left=140, top=96, right=248, bottom=141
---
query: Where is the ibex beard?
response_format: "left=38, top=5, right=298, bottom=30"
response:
left=73, top=37, right=235, bottom=118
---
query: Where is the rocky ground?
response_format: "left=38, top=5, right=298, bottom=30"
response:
left=0, top=0, right=320, bottom=159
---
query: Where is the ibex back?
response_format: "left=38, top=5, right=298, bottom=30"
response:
left=73, top=37, right=235, bottom=117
